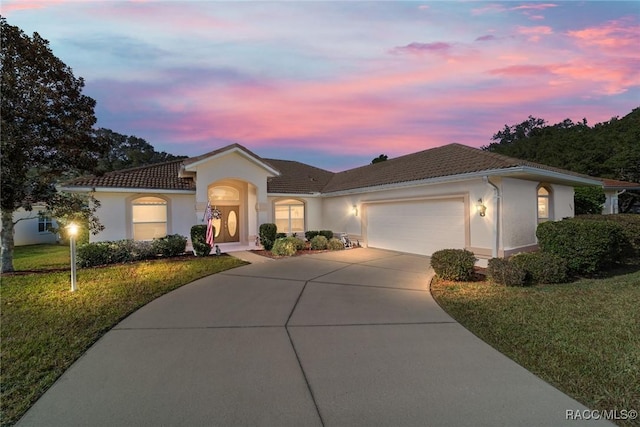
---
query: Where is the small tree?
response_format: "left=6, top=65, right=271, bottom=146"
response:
left=371, top=154, right=388, bottom=164
left=574, top=186, right=605, bottom=215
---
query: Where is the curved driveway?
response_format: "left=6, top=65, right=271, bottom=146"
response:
left=19, top=249, right=608, bottom=426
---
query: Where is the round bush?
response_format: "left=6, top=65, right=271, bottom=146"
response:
left=191, top=225, right=212, bottom=257
left=271, top=237, right=298, bottom=256
left=259, top=223, right=278, bottom=251
left=510, top=252, right=568, bottom=284
left=327, top=238, right=345, bottom=251
left=487, top=257, right=526, bottom=287
left=430, top=249, right=476, bottom=281
left=153, top=234, right=187, bottom=257
left=310, top=235, right=328, bottom=250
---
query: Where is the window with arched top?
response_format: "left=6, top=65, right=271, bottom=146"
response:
left=275, top=199, right=305, bottom=234
left=132, top=196, right=167, bottom=240
left=537, top=186, right=553, bottom=223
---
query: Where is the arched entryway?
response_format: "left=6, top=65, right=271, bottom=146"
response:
left=207, top=179, right=257, bottom=244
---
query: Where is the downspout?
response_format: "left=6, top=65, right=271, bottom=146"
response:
left=483, top=176, right=500, bottom=258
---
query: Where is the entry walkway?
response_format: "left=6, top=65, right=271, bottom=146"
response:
left=19, top=249, right=609, bottom=426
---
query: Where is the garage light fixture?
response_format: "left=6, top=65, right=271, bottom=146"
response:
left=476, top=198, right=487, bottom=217
left=352, top=205, right=359, bottom=217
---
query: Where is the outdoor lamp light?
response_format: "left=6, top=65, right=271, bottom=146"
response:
left=476, top=199, right=487, bottom=217
left=68, top=223, right=78, bottom=292
left=353, top=205, right=359, bottom=217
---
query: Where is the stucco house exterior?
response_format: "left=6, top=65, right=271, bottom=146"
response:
left=601, top=178, right=640, bottom=214
left=60, top=143, right=601, bottom=263
left=4, top=206, right=59, bottom=246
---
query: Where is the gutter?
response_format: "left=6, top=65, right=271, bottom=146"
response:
left=483, top=176, right=500, bottom=258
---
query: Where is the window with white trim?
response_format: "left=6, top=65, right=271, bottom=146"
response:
left=537, top=186, right=553, bottom=223
left=275, top=199, right=305, bottom=234
left=132, top=196, right=167, bottom=240
left=38, top=216, right=53, bottom=233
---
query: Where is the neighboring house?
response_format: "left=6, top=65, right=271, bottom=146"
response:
left=601, top=179, right=640, bottom=214
left=3, top=206, right=59, bottom=246
left=60, top=143, right=601, bottom=264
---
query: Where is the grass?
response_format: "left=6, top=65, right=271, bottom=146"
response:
left=431, top=267, right=640, bottom=427
left=1, top=248, right=247, bottom=426
left=12, top=244, right=70, bottom=271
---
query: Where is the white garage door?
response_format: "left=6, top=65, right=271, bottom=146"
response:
left=366, top=198, right=466, bottom=256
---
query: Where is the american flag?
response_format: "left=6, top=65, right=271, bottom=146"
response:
left=204, top=202, right=215, bottom=247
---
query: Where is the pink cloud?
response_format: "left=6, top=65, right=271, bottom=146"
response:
left=510, top=4, right=558, bottom=11
left=1, top=0, right=65, bottom=14
left=489, top=65, right=554, bottom=77
left=517, top=25, right=553, bottom=41
left=391, top=42, right=452, bottom=55
left=567, top=17, right=640, bottom=51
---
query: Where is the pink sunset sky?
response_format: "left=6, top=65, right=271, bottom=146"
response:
left=3, top=1, right=639, bottom=170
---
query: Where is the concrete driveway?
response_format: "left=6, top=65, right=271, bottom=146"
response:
left=19, top=248, right=608, bottom=426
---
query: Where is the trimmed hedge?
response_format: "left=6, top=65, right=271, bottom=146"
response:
left=310, top=235, right=328, bottom=250
left=271, top=237, right=298, bottom=256
left=537, top=219, right=627, bottom=275
left=573, top=214, right=640, bottom=259
left=191, top=225, right=212, bottom=257
left=431, top=249, right=476, bottom=281
left=487, top=257, right=527, bottom=287
left=152, top=234, right=187, bottom=257
left=510, top=252, right=568, bottom=284
left=77, top=239, right=157, bottom=268
left=305, top=230, right=334, bottom=240
left=259, top=223, right=278, bottom=251
left=327, top=238, right=345, bottom=251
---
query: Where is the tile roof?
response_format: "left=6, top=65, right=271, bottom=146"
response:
left=63, top=143, right=597, bottom=194
left=264, top=159, right=335, bottom=194
left=321, top=143, right=593, bottom=193
left=64, top=160, right=195, bottom=191
left=601, top=178, right=640, bottom=189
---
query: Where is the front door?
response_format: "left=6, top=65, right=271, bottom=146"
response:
left=212, top=206, right=239, bottom=243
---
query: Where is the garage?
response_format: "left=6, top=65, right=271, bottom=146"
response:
left=365, top=198, right=466, bottom=256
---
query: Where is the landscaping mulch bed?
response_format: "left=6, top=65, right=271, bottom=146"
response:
left=251, top=246, right=360, bottom=259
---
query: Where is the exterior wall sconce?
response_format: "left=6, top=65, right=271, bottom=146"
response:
left=477, top=198, right=487, bottom=217
left=353, top=205, right=359, bottom=217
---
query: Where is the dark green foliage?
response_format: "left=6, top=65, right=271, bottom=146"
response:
left=93, top=128, right=186, bottom=173
left=483, top=109, right=640, bottom=187
left=259, top=223, right=277, bottom=251
left=573, top=214, right=640, bottom=259
left=510, top=252, right=569, bottom=284
left=574, top=187, right=606, bottom=215
left=487, top=257, right=527, bottom=287
left=319, top=230, right=334, bottom=239
left=310, top=235, right=328, bottom=250
left=430, top=249, right=477, bottom=281
left=276, top=233, right=287, bottom=239
left=152, top=234, right=187, bottom=257
left=371, top=154, right=388, bottom=164
left=190, top=225, right=212, bottom=257
left=536, top=219, right=627, bottom=275
left=305, top=230, right=320, bottom=240
left=77, top=240, right=156, bottom=268
left=271, top=237, right=300, bottom=257
left=327, top=238, right=345, bottom=251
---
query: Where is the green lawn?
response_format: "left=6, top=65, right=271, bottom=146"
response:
left=1, top=247, right=247, bottom=426
left=431, top=268, right=640, bottom=427
left=12, top=244, right=70, bottom=271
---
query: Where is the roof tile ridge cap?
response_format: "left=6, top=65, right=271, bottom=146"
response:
left=264, top=158, right=335, bottom=175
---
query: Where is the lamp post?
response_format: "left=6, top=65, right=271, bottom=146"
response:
left=68, top=223, right=78, bottom=292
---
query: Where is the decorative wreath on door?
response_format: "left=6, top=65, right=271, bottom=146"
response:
left=212, top=207, right=222, bottom=220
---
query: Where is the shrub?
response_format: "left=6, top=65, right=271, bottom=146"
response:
left=293, top=237, right=306, bottom=251
left=271, top=237, right=299, bottom=257
left=537, top=219, right=627, bottom=275
left=574, top=214, right=640, bottom=259
left=76, top=240, right=156, bottom=268
left=153, top=234, right=187, bottom=257
left=305, top=230, right=320, bottom=240
left=510, top=252, right=568, bottom=284
left=430, top=249, right=476, bottom=281
left=191, top=225, right=212, bottom=257
left=487, top=258, right=526, bottom=287
left=77, top=242, right=111, bottom=268
left=259, top=223, right=278, bottom=251
left=574, top=186, right=606, bottom=215
left=327, top=238, right=345, bottom=251
left=319, top=230, right=334, bottom=240
left=310, top=235, right=328, bottom=250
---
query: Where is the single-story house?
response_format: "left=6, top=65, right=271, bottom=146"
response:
left=3, top=206, right=59, bottom=246
left=60, top=143, right=602, bottom=263
left=601, top=178, right=640, bottom=214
